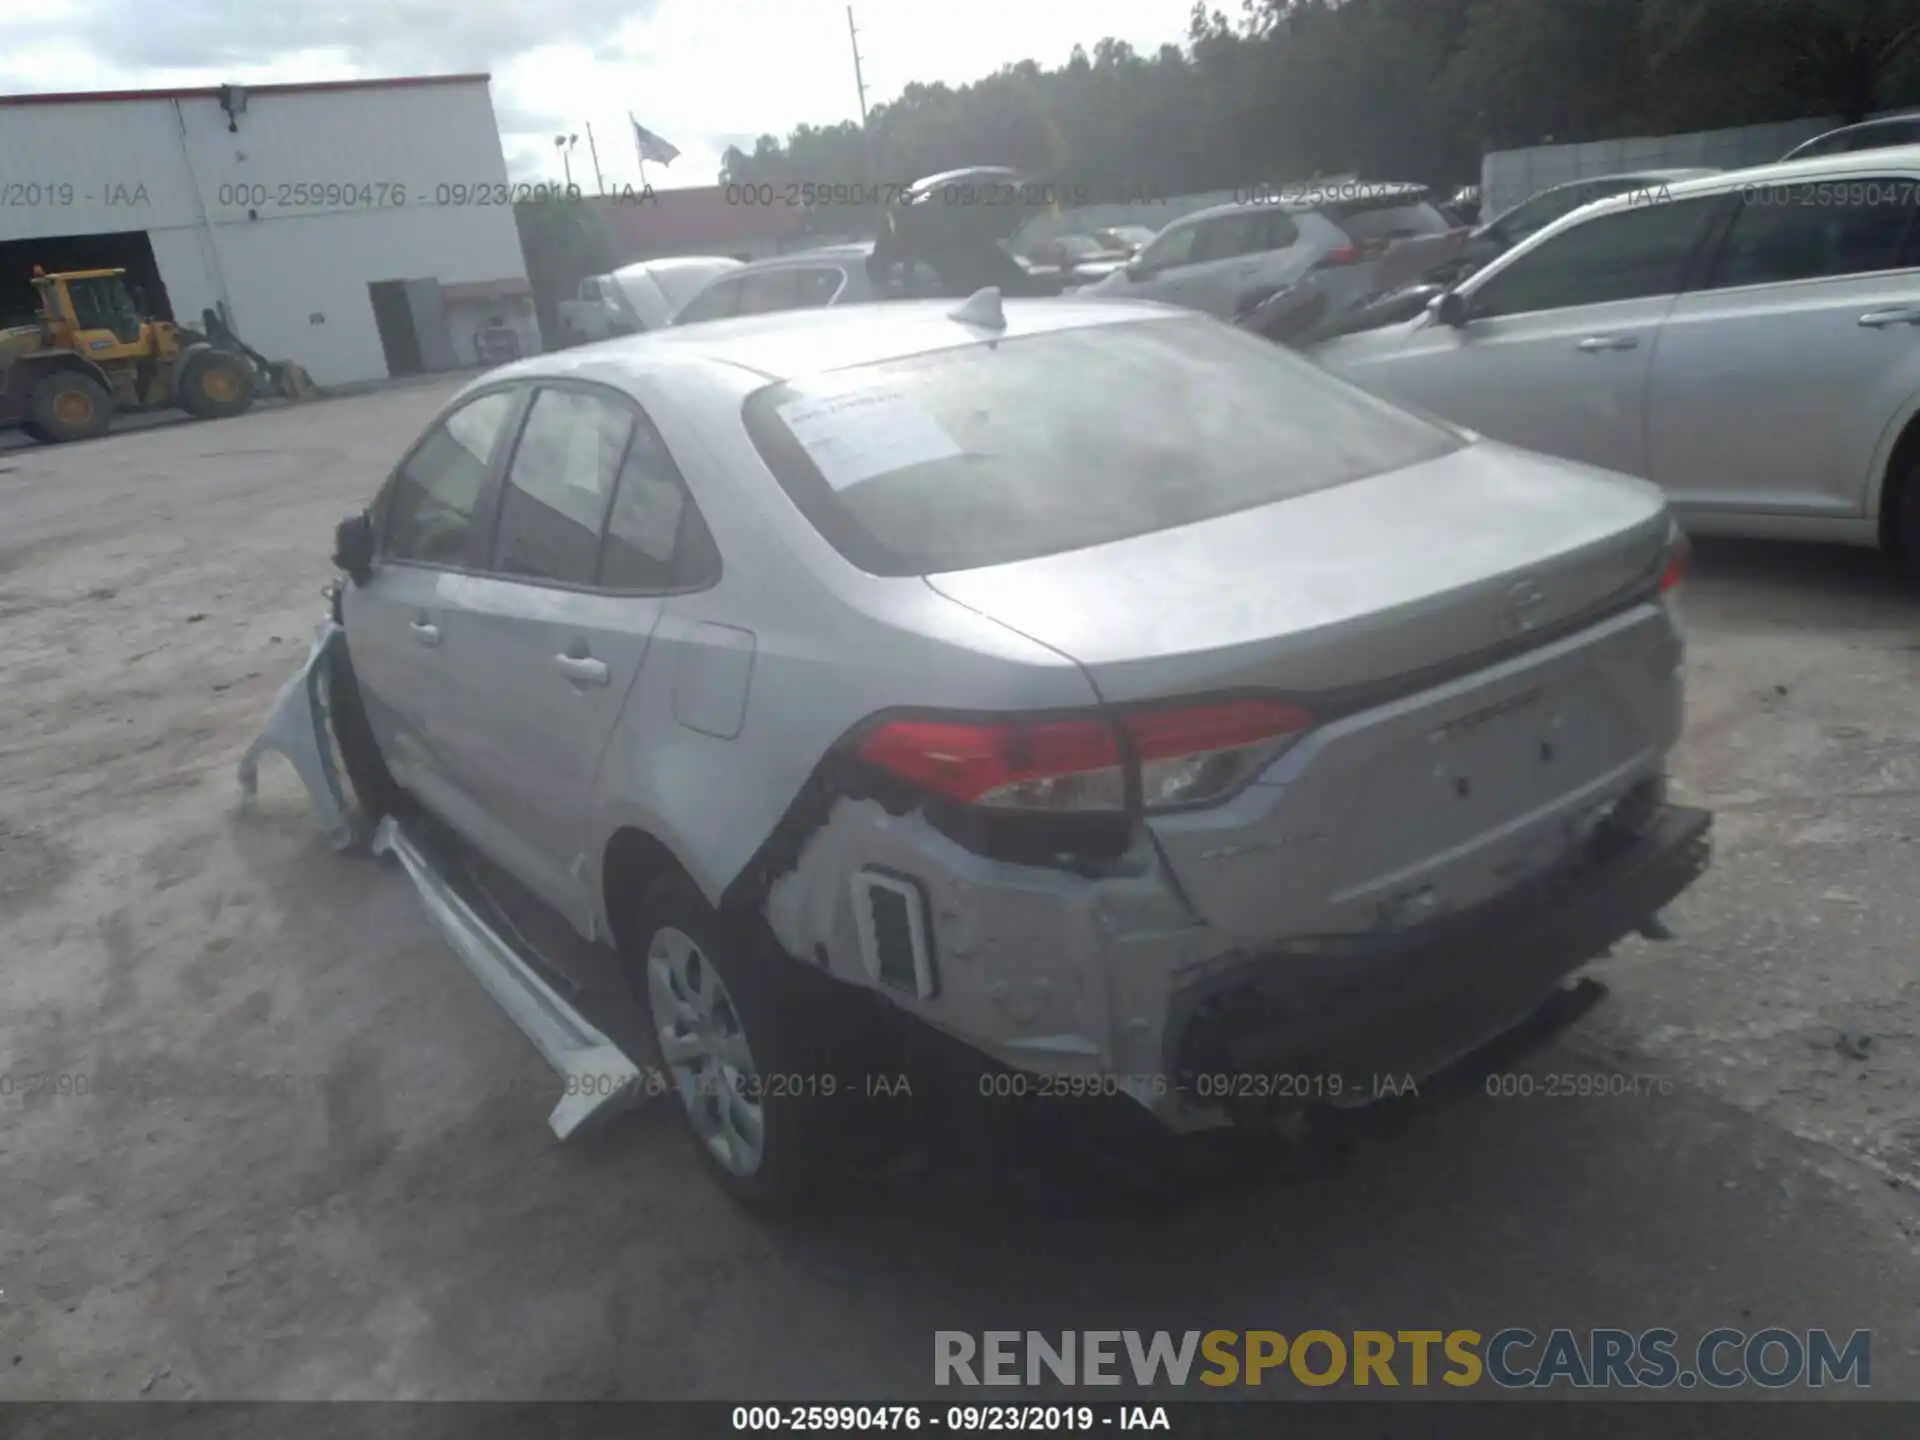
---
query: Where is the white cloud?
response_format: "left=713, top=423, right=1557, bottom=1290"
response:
left=0, top=0, right=1191, bottom=188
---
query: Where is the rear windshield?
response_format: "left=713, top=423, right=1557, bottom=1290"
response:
left=741, top=316, right=1463, bottom=576
left=1334, top=200, right=1452, bottom=243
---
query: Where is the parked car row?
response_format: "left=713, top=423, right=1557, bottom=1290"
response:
left=652, top=172, right=1472, bottom=346
left=1311, top=145, right=1920, bottom=571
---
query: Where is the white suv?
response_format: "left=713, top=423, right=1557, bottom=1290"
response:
left=1084, top=182, right=1466, bottom=337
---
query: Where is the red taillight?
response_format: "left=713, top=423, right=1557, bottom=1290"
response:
left=1127, top=699, right=1315, bottom=811
left=857, top=716, right=1126, bottom=811
left=1124, top=699, right=1314, bottom=762
left=856, top=699, right=1316, bottom=814
left=1660, top=532, right=1690, bottom=593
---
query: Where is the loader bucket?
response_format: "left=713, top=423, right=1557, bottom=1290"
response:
left=271, top=361, right=320, bottom=402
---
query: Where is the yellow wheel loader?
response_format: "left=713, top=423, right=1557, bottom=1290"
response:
left=0, top=267, right=315, bottom=444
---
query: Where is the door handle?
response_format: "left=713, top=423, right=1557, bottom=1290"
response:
left=1858, top=307, right=1920, bottom=329
left=553, top=653, right=610, bottom=687
left=409, top=618, right=441, bottom=648
left=1576, top=335, right=1639, bottom=352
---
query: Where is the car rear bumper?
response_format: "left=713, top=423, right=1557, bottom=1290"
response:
left=773, top=775, right=1709, bottom=1134
left=1161, top=795, right=1711, bottom=1121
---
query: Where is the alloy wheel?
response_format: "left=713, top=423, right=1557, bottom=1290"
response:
left=646, top=926, right=766, bottom=1177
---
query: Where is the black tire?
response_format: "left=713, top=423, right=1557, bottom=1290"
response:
left=19, top=420, right=50, bottom=443
left=28, top=371, right=113, bottom=442
left=630, top=873, right=832, bottom=1210
left=322, top=642, right=401, bottom=827
left=176, top=347, right=257, bottom=419
left=1886, top=447, right=1920, bottom=583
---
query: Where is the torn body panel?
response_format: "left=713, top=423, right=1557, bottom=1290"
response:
left=239, top=625, right=651, bottom=1142
left=236, top=618, right=359, bottom=851
left=373, top=814, right=651, bottom=1140
left=755, top=781, right=1711, bottom=1136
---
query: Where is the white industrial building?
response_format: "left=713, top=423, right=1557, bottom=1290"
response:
left=0, top=74, right=540, bottom=386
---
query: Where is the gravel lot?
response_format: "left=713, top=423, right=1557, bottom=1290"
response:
left=3, top=384, right=1920, bottom=1401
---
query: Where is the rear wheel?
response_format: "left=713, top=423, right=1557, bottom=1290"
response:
left=28, top=372, right=113, bottom=443
left=632, top=874, right=826, bottom=1209
left=177, top=347, right=257, bottom=419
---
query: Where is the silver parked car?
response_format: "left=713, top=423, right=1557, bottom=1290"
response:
left=1782, top=113, right=1920, bottom=163
left=1083, top=182, right=1468, bottom=338
left=1311, top=170, right=1722, bottom=342
left=673, top=241, right=1059, bottom=325
left=1314, top=149, right=1920, bottom=570
left=323, top=293, right=1708, bottom=1205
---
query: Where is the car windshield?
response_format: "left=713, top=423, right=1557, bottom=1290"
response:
left=741, top=316, right=1463, bottom=576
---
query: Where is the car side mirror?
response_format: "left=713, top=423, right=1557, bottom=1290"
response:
left=1433, top=291, right=1469, bottom=328
left=333, top=510, right=375, bottom=585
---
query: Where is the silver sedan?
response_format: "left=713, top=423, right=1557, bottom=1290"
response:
left=326, top=292, right=1709, bottom=1205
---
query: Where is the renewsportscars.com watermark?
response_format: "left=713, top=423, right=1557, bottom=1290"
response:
left=935, top=1329, right=1871, bottom=1390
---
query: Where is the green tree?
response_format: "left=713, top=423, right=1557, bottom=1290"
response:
left=513, top=196, right=616, bottom=345
left=1646, top=0, right=1920, bottom=124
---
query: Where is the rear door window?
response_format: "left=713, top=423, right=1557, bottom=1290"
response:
left=597, top=413, right=722, bottom=591
left=793, top=267, right=849, bottom=305
left=1135, top=221, right=1198, bottom=273
left=1193, top=213, right=1279, bottom=262
left=382, top=389, right=519, bottom=567
left=738, top=269, right=803, bottom=315
left=741, top=316, right=1462, bottom=576
left=1468, top=194, right=1723, bottom=319
left=1704, top=179, right=1918, bottom=289
left=674, top=276, right=744, bottom=324
left=490, top=387, right=634, bottom=585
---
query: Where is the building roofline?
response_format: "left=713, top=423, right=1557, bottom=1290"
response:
left=0, top=74, right=491, bottom=107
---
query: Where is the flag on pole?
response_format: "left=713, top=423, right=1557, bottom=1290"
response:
left=629, top=115, right=680, bottom=167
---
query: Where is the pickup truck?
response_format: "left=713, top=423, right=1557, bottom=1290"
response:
left=555, top=256, right=743, bottom=346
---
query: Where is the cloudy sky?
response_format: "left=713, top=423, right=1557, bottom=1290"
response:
left=5, top=0, right=1194, bottom=189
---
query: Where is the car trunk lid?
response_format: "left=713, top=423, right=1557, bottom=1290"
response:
left=928, top=443, right=1678, bottom=942
left=926, top=441, right=1670, bottom=706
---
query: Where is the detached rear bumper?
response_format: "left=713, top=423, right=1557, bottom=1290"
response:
left=1164, top=799, right=1712, bottom=1117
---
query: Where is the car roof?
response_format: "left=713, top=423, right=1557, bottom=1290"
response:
left=1550, top=167, right=1720, bottom=187
left=1570, top=143, right=1920, bottom=215
left=486, top=295, right=1183, bottom=387
left=1792, top=114, right=1920, bottom=147
left=615, top=255, right=741, bottom=280
left=719, top=243, right=875, bottom=277
left=1169, top=182, right=1434, bottom=228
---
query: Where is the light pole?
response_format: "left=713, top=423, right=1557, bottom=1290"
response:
left=554, top=133, right=579, bottom=188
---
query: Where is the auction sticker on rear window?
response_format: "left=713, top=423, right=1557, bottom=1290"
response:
left=775, top=388, right=962, bottom=491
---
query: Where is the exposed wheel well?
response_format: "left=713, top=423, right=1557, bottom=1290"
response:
left=1878, top=409, right=1920, bottom=553
left=601, top=826, right=697, bottom=957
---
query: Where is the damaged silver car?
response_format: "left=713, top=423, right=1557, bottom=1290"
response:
left=263, top=288, right=1710, bottom=1206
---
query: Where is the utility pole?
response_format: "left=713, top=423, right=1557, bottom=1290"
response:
left=584, top=122, right=606, bottom=195
left=847, top=6, right=873, bottom=186
left=847, top=6, right=870, bottom=128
